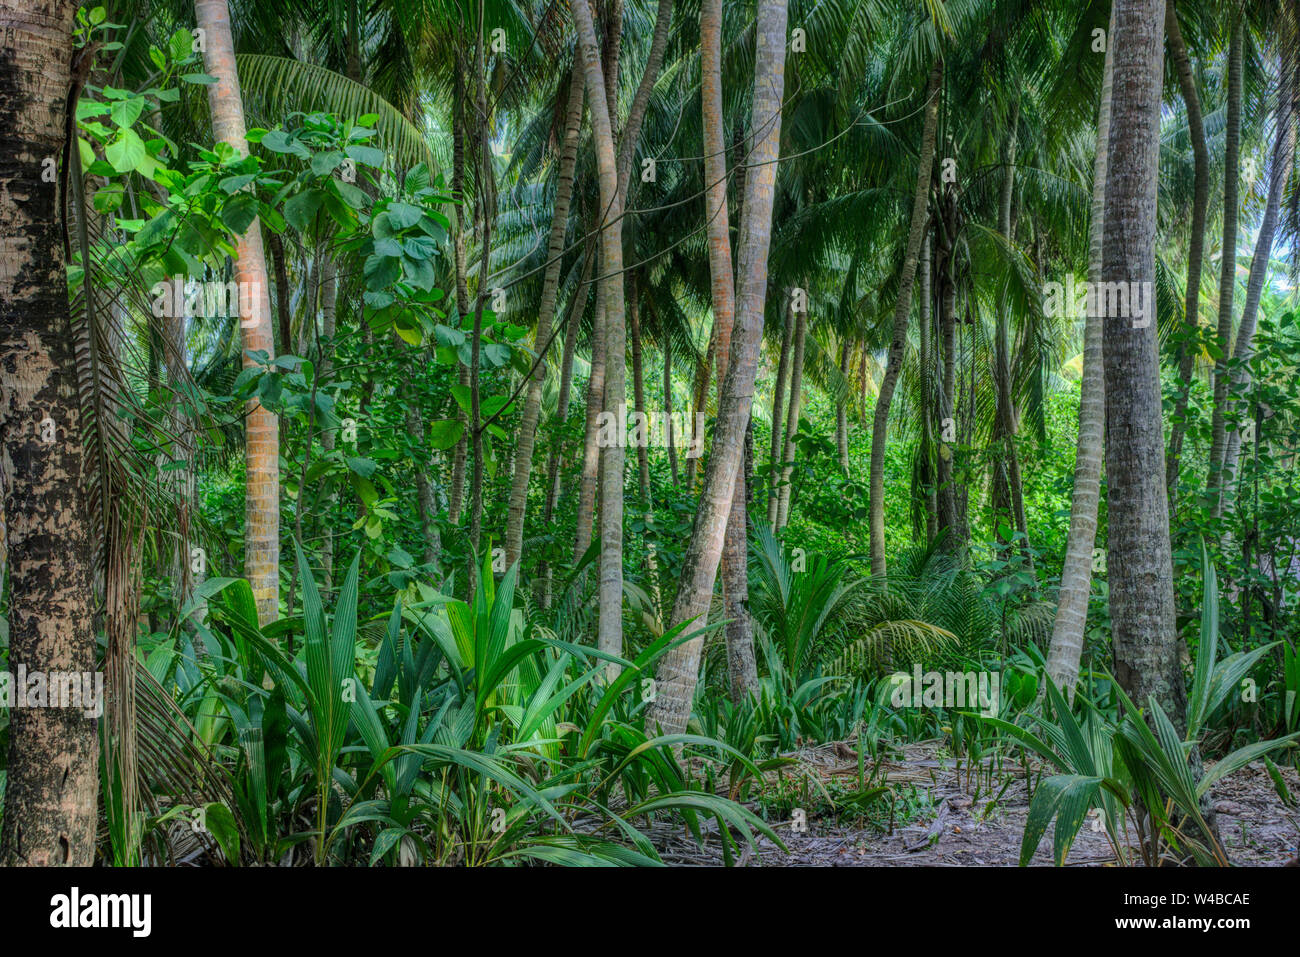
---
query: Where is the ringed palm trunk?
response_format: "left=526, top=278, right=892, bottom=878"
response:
left=836, top=339, right=852, bottom=477
left=0, top=0, right=99, bottom=865
left=574, top=271, right=606, bottom=562
left=1045, top=8, right=1113, bottom=697
left=318, top=256, right=338, bottom=590
left=775, top=305, right=806, bottom=529
left=648, top=0, right=788, bottom=735
left=918, top=233, right=937, bottom=538
left=698, top=0, right=756, bottom=699
left=539, top=239, right=594, bottom=605
left=868, top=61, right=943, bottom=578
left=197, top=0, right=279, bottom=624
left=503, top=63, right=585, bottom=570
left=1163, top=0, right=1211, bottom=504
left=1102, top=0, right=1182, bottom=723
left=449, top=65, right=470, bottom=526
left=572, top=0, right=628, bottom=666
left=766, top=300, right=792, bottom=523
left=1219, top=49, right=1296, bottom=507
left=1207, top=20, right=1243, bottom=519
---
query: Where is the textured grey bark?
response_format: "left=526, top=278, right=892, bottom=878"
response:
left=648, top=0, right=788, bottom=735
left=1045, top=8, right=1113, bottom=698
left=869, top=62, right=942, bottom=577
left=1102, top=0, right=1183, bottom=723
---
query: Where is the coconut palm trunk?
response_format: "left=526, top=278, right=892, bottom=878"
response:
left=196, top=0, right=280, bottom=624
left=648, top=0, right=788, bottom=735
left=572, top=0, right=628, bottom=665
left=1045, top=7, right=1113, bottom=697
left=1219, top=47, right=1296, bottom=507
left=766, top=301, right=792, bottom=523
left=448, top=64, right=470, bottom=526
left=1102, top=0, right=1183, bottom=722
left=0, top=0, right=100, bottom=866
left=697, top=0, right=756, bottom=699
left=775, top=305, right=807, bottom=529
left=868, top=61, right=943, bottom=578
left=1206, top=19, right=1243, bottom=519
left=502, top=63, right=586, bottom=570
left=1163, top=0, right=1211, bottom=504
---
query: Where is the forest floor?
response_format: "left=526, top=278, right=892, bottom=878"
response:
left=653, top=740, right=1300, bottom=866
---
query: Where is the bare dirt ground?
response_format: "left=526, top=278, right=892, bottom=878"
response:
left=654, top=739, right=1300, bottom=866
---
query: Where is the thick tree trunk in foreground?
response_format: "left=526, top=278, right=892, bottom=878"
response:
left=648, top=0, right=788, bottom=735
left=1102, top=0, right=1182, bottom=723
left=503, top=63, right=586, bottom=570
left=0, top=0, right=99, bottom=865
left=197, top=0, right=280, bottom=623
left=869, top=62, right=942, bottom=578
left=1045, top=9, right=1113, bottom=697
left=1163, top=0, right=1211, bottom=505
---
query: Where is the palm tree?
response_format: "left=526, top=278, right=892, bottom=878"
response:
left=1206, top=17, right=1243, bottom=519
left=1102, top=0, right=1182, bottom=723
left=0, top=0, right=100, bottom=866
left=868, top=60, right=943, bottom=578
left=648, top=0, right=789, bottom=736
left=1219, top=37, right=1297, bottom=507
left=572, top=0, right=629, bottom=665
left=1163, top=0, right=1212, bottom=502
left=1045, top=3, right=1114, bottom=697
left=196, top=0, right=280, bottom=624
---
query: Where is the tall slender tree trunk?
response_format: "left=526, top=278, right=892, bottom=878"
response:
left=0, top=0, right=99, bottom=865
left=836, top=339, right=852, bottom=477
left=197, top=0, right=279, bottom=624
left=574, top=271, right=606, bottom=562
left=697, top=0, right=756, bottom=699
left=776, top=305, right=807, bottom=529
left=503, top=63, right=586, bottom=569
left=539, top=242, right=594, bottom=606
left=918, top=233, right=937, bottom=538
left=766, top=300, right=792, bottom=524
left=869, top=62, right=942, bottom=578
left=1163, top=0, right=1211, bottom=504
left=685, top=326, right=715, bottom=488
left=994, top=102, right=1030, bottom=565
left=318, top=256, right=338, bottom=591
left=1219, top=48, right=1296, bottom=507
left=935, top=191, right=964, bottom=545
left=448, top=64, right=470, bottom=527
left=663, top=326, right=678, bottom=485
left=572, top=0, right=628, bottom=665
left=648, top=0, right=787, bottom=735
left=1207, top=20, right=1243, bottom=519
left=1103, top=0, right=1182, bottom=723
left=1045, top=9, right=1113, bottom=697
left=466, top=16, right=495, bottom=595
